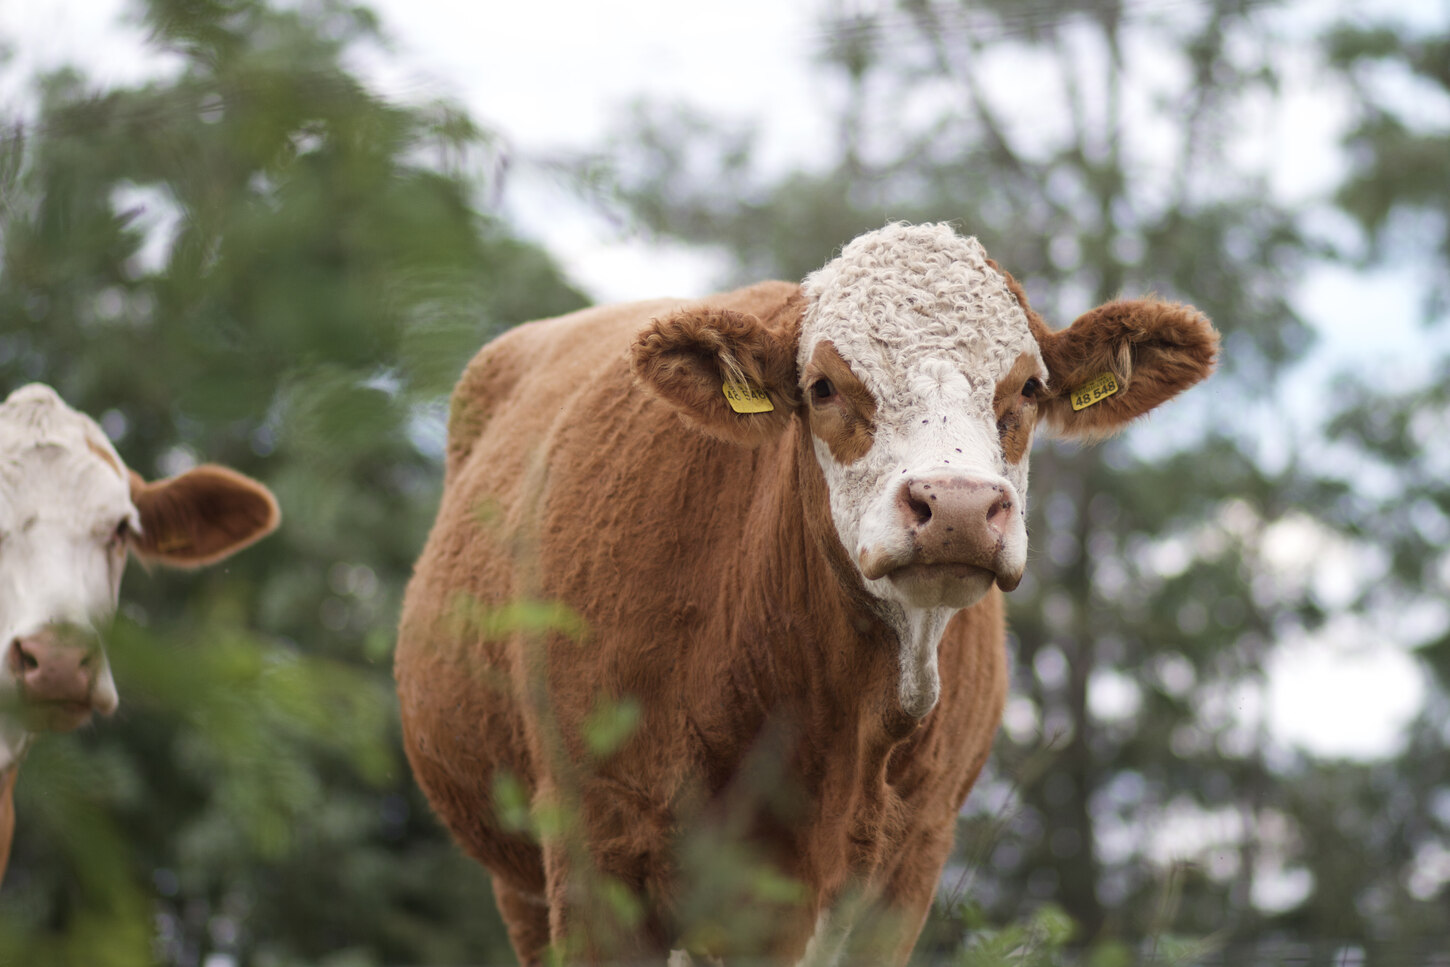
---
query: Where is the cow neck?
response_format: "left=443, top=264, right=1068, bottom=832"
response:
left=792, top=422, right=959, bottom=726
left=728, top=418, right=923, bottom=741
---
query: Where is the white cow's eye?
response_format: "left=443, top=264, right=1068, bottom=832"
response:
left=810, top=378, right=836, bottom=402
left=109, top=519, right=130, bottom=549
left=1021, top=377, right=1042, bottom=400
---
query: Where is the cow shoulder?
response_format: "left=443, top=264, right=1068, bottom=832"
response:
left=445, top=298, right=689, bottom=479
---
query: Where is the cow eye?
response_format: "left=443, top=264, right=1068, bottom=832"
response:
left=109, top=519, right=130, bottom=549
left=810, top=378, right=836, bottom=402
left=1021, top=377, right=1042, bottom=400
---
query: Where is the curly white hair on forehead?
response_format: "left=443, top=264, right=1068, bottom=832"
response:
left=798, top=222, right=1037, bottom=391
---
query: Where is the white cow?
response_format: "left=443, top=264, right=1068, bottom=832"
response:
left=0, top=383, right=279, bottom=879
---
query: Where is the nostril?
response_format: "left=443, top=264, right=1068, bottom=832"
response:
left=986, top=495, right=1014, bottom=532
left=907, top=496, right=933, bottom=526
left=11, top=639, right=38, bottom=672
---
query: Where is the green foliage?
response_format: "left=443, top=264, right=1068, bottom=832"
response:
left=0, top=0, right=583, bottom=963
left=945, top=902, right=1074, bottom=967
left=582, top=696, right=642, bottom=759
left=2, top=0, right=1447, bottom=962
left=449, top=593, right=589, bottom=642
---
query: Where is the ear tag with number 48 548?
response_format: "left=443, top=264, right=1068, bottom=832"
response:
left=1070, top=372, right=1120, bottom=411
left=722, top=380, right=774, bottom=414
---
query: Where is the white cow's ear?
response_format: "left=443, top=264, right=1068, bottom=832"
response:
left=128, top=465, right=280, bottom=568
left=1032, top=298, right=1219, bottom=441
left=631, top=306, right=801, bottom=447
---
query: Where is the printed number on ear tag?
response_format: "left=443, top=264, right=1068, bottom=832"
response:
left=1070, top=372, right=1120, bottom=411
left=722, top=380, right=775, bottom=414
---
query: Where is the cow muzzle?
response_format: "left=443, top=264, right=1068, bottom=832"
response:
left=7, top=624, right=118, bottom=732
left=858, top=472, right=1026, bottom=607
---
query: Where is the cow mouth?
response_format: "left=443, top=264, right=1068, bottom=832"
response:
left=889, top=562, right=992, bottom=582
left=29, top=699, right=96, bottom=732
left=885, top=562, right=998, bottom=609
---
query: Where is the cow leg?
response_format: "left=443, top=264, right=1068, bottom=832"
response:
left=493, top=875, right=551, bottom=967
left=541, top=836, right=676, bottom=965
left=854, top=825, right=957, bottom=966
left=796, top=825, right=955, bottom=967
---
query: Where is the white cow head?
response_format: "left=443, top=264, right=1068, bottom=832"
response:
left=0, top=384, right=279, bottom=769
left=631, top=223, right=1217, bottom=717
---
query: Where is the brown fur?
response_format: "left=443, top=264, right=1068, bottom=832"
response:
left=1031, top=298, right=1219, bottom=438
left=397, top=282, right=1007, bottom=965
left=630, top=284, right=805, bottom=448
left=984, top=257, right=1218, bottom=441
left=396, top=268, right=1216, bottom=964
left=128, top=465, right=280, bottom=567
left=804, top=341, right=878, bottom=465
left=993, top=351, right=1044, bottom=465
left=0, top=765, right=15, bottom=881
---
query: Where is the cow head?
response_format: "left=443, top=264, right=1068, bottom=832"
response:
left=0, top=384, right=280, bottom=768
left=632, top=223, right=1217, bottom=714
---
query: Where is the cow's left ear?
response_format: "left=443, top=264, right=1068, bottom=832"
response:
left=631, top=305, right=801, bottom=447
left=1032, top=298, right=1219, bottom=440
left=128, top=465, right=280, bottom=568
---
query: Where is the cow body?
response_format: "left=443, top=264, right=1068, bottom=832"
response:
left=396, top=224, right=1218, bottom=964
left=0, top=383, right=279, bottom=882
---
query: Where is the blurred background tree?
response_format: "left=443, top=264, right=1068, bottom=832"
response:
left=0, top=0, right=583, bottom=964
left=1, top=0, right=1447, bottom=964
left=1297, top=11, right=1450, bottom=961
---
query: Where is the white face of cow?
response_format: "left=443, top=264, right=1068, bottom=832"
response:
left=0, top=383, right=280, bottom=770
left=631, top=221, right=1218, bottom=719
left=798, top=225, right=1043, bottom=616
left=0, top=385, right=130, bottom=763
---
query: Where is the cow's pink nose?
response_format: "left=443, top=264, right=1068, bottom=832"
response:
left=857, top=473, right=1024, bottom=590
left=9, top=628, right=99, bottom=711
left=903, top=475, right=1014, bottom=540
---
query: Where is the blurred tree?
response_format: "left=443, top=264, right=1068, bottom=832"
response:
left=1305, top=9, right=1450, bottom=962
left=0, top=0, right=584, bottom=964
left=579, top=0, right=1445, bottom=959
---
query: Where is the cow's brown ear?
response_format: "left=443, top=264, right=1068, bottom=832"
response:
left=128, top=465, right=280, bottom=568
left=1032, top=298, right=1219, bottom=440
left=630, top=306, right=801, bottom=447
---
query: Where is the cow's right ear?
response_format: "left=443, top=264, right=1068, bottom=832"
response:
left=630, top=306, right=801, bottom=447
left=128, top=465, right=280, bottom=568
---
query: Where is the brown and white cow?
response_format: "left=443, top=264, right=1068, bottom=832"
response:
left=0, top=383, right=279, bottom=881
left=395, top=222, right=1218, bottom=965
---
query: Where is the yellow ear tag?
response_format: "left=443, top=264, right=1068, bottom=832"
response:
left=1070, top=372, right=1120, bottom=411
left=722, top=380, right=774, bottom=414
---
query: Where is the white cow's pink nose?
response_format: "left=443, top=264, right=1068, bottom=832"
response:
left=8, top=626, right=113, bottom=729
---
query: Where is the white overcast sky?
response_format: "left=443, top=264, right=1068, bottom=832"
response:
left=1, top=0, right=1446, bottom=761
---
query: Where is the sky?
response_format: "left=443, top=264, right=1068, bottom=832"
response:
left=0, top=0, right=1444, bottom=763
